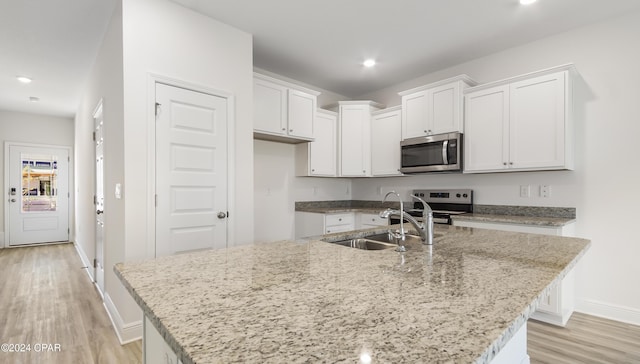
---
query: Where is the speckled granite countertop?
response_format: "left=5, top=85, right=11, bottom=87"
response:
left=115, top=225, right=589, bottom=364
left=296, top=206, right=384, bottom=214
left=452, top=213, right=575, bottom=227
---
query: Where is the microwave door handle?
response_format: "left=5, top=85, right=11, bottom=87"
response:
left=442, top=140, right=449, bottom=165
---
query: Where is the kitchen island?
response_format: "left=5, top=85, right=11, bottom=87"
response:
left=115, top=224, right=590, bottom=364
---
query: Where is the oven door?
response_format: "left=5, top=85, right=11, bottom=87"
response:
left=400, top=132, right=461, bottom=173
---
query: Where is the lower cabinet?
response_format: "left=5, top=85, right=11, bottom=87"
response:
left=452, top=219, right=576, bottom=326
left=144, top=316, right=182, bottom=364
left=295, top=211, right=389, bottom=238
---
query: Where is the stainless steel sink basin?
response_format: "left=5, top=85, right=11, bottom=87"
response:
left=332, top=231, right=443, bottom=250
left=334, top=238, right=397, bottom=250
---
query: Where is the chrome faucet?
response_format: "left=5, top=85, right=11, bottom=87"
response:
left=379, top=191, right=434, bottom=246
left=411, top=194, right=434, bottom=245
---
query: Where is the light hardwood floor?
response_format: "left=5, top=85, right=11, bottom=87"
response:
left=0, top=243, right=141, bottom=364
left=529, top=312, right=640, bottom=364
left=1, top=243, right=639, bottom=364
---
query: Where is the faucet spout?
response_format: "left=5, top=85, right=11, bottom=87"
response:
left=381, top=191, right=406, bottom=251
left=411, top=194, right=434, bottom=245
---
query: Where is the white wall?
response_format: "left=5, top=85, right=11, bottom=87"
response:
left=74, top=0, right=131, bottom=340
left=118, top=0, right=253, bottom=331
left=254, top=140, right=351, bottom=242
left=74, top=0, right=254, bottom=341
left=0, top=110, right=74, bottom=247
left=354, top=11, right=640, bottom=325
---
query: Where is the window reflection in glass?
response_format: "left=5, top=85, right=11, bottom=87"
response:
left=21, top=154, right=58, bottom=212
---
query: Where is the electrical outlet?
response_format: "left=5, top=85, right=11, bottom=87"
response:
left=519, top=185, right=530, bottom=198
left=540, top=185, right=550, bottom=198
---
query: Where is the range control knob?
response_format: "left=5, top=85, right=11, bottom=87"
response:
left=463, top=193, right=468, bottom=198
left=456, top=193, right=461, bottom=198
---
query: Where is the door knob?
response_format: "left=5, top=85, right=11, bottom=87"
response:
left=97, top=210, right=104, bottom=215
left=217, top=211, right=227, bottom=219
left=10, top=198, right=16, bottom=203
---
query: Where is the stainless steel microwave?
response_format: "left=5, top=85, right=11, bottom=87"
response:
left=400, top=132, right=462, bottom=173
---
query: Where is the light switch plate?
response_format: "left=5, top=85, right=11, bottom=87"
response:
left=520, top=185, right=530, bottom=198
left=115, top=183, right=122, bottom=199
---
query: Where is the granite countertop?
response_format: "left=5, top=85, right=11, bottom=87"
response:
left=115, top=225, right=589, bottom=364
left=452, top=213, right=575, bottom=227
left=296, top=206, right=384, bottom=214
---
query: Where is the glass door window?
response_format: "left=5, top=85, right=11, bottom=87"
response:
left=21, top=154, right=58, bottom=212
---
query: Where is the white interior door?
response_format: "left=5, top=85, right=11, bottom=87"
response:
left=94, top=104, right=105, bottom=293
left=7, top=144, right=69, bottom=245
left=155, top=83, right=228, bottom=256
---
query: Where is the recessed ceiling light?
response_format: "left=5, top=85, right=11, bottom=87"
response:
left=17, top=76, right=33, bottom=84
left=29, top=96, right=40, bottom=102
left=363, top=59, right=376, bottom=68
left=520, top=0, right=537, bottom=5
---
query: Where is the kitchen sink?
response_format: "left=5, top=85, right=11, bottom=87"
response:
left=334, top=238, right=397, bottom=250
left=333, top=231, right=432, bottom=250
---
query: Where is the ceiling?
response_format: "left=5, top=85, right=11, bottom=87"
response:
left=2, top=0, right=640, bottom=118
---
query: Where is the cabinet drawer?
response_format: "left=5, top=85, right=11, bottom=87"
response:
left=358, top=213, right=388, bottom=227
left=325, top=213, right=354, bottom=226
left=325, top=224, right=354, bottom=234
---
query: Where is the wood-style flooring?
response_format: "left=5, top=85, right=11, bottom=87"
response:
left=529, top=312, right=640, bottom=364
left=1, top=243, right=639, bottom=364
left=0, top=243, right=141, bottom=364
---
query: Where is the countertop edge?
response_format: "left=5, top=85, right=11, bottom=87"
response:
left=452, top=213, right=576, bottom=227
left=475, top=239, right=591, bottom=363
left=114, top=264, right=196, bottom=364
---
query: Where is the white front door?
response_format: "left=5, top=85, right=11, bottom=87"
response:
left=155, top=83, right=228, bottom=256
left=94, top=104, right=105, bottom=293
left=6, top=144, right=70, bottom=246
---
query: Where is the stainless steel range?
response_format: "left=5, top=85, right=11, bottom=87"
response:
left=390, top=189, right=473, bottom=225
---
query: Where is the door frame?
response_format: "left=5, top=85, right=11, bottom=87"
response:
left=3, top=141, right=73, bottom=248
left=146, top=73, right=236, bottom=258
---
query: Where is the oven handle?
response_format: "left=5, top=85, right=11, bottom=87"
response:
left=442, top=140, right=449, bottom=165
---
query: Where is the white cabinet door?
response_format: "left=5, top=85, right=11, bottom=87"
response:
left=308, top=110, right=337, bottom=176
left=401, top=90, right=429, bottom=140
left=464, top=85, right=510, bottom=172
left=288, top=89, right=316, bottom=139
left=509, top=71, right=566, bottom=170
left=371, top=108, right=402, bottom=176
left=254, top=78, right=287, bottom=135
left=340, top=105, right=371, bottom=177
left=429, top=81, right=462, bottom=135
left=144, top=316, right=178, bottom=364
left=464, top=66, right=573, bottom=174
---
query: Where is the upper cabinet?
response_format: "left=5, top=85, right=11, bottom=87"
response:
left=371, top=106, right=402, bottom=177
left=296, top=109, right=338, bottom=177
left=338, top=101, right=383, bottom=177
left=464, top=64, right=575, bottom=173
left=399, top=75, right=477, bottom=140
left=253, top=73, right=320, bottom=143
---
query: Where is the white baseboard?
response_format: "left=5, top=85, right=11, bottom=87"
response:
left=104, top=293, right=143, bottom=344
left=575, top=298, right=640, bottom=326
left=73, top=241, right=95, bottom=282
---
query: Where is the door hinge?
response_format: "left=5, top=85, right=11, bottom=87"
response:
left=155, top=102, right=161, bottom=119
left=68, top=192, right=70, bottom=198
left=93, top=259, right=97, bottom=268
left=93, top=195, right=97, bottom=205
left=68, top=228, right=70, bottom=234
left=68, top=156, right=70, bottom=162
left=92, top=131, right=96, bottom=141
left=155, top=194, right=158, bottom=207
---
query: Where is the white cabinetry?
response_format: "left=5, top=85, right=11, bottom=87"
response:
left=296, top=109, right=337, bottom=176
left=253, top=73, right=319, bottom=143
left=356, top=212, right=389, bottom=228
left=295, top=212, right=355, bottom=238
left=452, top=218, right=576, bottom=326
left=371, top=106, right=402, bottom=176
left=144, top=316, right=182, bottom=364
left=399, top=75, right=476, bottom=140
left=464, top=65, right=575, bottom=173
left=338, top=101, right=383, bottom=177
